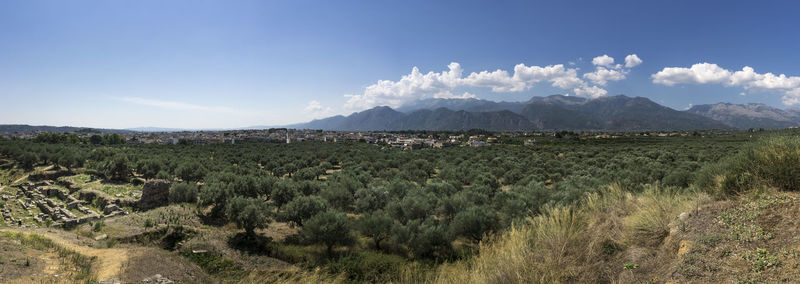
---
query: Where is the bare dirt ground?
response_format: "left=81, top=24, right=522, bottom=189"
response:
left=664, top=192, right=800, bottom=283
left=0, top=227, right=210, bottom=283
left=0, top=239, right=59, bottom=283
left=1, top=227, right=128, bottom=281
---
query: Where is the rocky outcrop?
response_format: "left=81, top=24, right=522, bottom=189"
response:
left=139, top=179, right=171, bottom=210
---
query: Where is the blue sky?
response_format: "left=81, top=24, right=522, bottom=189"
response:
left=2, top=0, right=800, bottom=129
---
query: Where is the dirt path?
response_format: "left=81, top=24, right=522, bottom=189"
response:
left=0, top=228, right=131, bottom=281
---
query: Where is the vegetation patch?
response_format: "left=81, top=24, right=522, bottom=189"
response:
left=716, top=194, right=789, bottom=242
left=180, top=248, right=243, bottom=277
left=743, top=248, right=780, bottom=273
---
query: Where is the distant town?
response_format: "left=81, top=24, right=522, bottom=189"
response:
left=0, top=127, right=748, bottom=150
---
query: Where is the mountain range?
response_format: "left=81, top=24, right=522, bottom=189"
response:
left=293, top=95, right=783, bottom=131
left=0, top=125, right=130, bottom=134
left=686, top=103, right=800, bottom=130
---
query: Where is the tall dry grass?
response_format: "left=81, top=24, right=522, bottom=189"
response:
left=428, top=183, right=700, bottom=283
left=236, top=267, right=347, bottom=284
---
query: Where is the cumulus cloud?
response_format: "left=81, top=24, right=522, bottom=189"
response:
left=434, top=91, right=477, bottom=99
left=583, top=67, right=628, bottom=86
left=592, top=55, right=615, bottom=67
left=345, top=54, right=643, bottom=110
left=625, top=54, right=643, bottom=68
left=304, top=100, right=333, bottom=118
left=651, top=63, right=731, bottom=86
left=344, top=62, right=465, bottom=110
left=304, top=100, right=323, bottom=112
left=652, top=63, right=800, bottom=105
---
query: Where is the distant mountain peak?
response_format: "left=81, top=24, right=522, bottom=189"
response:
left=291, top=94, right=731, bottom=131
left=686, top=102, right=800, bottom=129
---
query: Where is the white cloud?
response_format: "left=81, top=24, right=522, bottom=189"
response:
left=434, top=91, right=477, bottom=99
left=574, top=85, right=607, bottom=98
left=625, top=54, right=643, bottom=68
left=463, top=69, right=525, bottom=92
left=345, top=54, right=643, bottom=110
left=651, top=63, right=731, bottom=86
left=592, top=55, right=615, bottom=67
left=305, top=100, right=323, bottom=112
left=344, top=62, right=464, bottom=110
left=583, top=67, right=628, bottom=86
left=304, top=100, right=333, bottom=118
left=652, top=63, right=800, bottom=105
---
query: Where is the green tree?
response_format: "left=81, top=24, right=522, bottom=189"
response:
left=320, top=183, right=354, bottom=210
left=279, top=195, right=328, bottom=226
left=271, top=180, right=298, bottom=208
left=169, top=182, right=198, bottom=204
left=226, top=196, right=272, bottom=236
left=402, top=220, right=453, bottom=259
left=302, top=210, right=354, bottom=256
left=449, top=206, right=498, bottom=242
left=18, top=152, right=38, bottom=170
left=89, top=134, right=103, bottom=145
left=356, top=211, right=393, bottom=250
left=103, top=155, right=130, bottom=180
left=174, top=161, right=207, bottom=182
left=354, top=186, right=389, bottom=213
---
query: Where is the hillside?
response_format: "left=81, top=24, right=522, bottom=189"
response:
left=687, top=103, right=800, bottom=129
left=0, top=124, right=129, bottom=134
left=292, top=95, right=730, bottom=131
left=392, top=108, right=536, bottom=131
left=429, top=134, right=800, bottom=283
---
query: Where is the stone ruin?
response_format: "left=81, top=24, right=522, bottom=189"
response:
left=5, top=181, right=127, bottom=228
left=139, top=179, right=171, bottom=210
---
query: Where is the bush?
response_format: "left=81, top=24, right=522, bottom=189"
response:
left=697, top=136, right=800, bottom=196
left=326, top=251, right=406, bottom=282
left=169, top=182, right=198, bottom=204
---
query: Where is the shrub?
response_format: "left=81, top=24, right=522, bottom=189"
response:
left=697, top=135, right=800, bottom=196
left=623, top=185, right=693, bottom=247
left=326, top=251, right=406, bottom=282
left=169, top=182, right=198, bottom=204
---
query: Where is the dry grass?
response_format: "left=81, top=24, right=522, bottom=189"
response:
left=429, top=184, right=702, bottom=284
left=236, top=267, right=347, bottom=284
left=1, top=230, right=97, bottom=283
left=623, top=185, right=695, bottom=247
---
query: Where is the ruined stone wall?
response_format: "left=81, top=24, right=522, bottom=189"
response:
left=139, top=179, right=171, bottom=210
